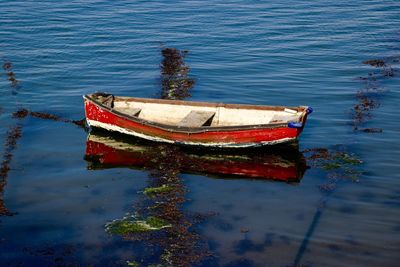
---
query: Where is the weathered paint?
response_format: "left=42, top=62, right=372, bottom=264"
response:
left=84, top=95, right=309, bottom=148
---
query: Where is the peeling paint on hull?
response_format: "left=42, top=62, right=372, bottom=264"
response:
left=87, top=119, right=297, bottom=148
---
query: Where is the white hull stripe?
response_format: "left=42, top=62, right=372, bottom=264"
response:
left=87, top=119, right=295, bottom=148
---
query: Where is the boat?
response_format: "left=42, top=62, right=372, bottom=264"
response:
left=83, top=93, right=312, bottom=148
left=84, top=132, right=307, bottom=182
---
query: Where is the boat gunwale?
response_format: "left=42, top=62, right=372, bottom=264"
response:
left=114, top=95, right=302, bottom=111
left=84, top=94, right=308, bottom=134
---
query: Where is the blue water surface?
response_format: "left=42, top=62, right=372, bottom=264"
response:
left=1, top=0, right=399, bottom=266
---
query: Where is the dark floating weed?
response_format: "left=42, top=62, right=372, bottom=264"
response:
left=160, top=48, right=195, bottom=100
left=303, top=147, right=363, bottom=189
left=352, top=56, right=398, bottom=131
left=352, top=92, right=380, bottom=131
left=71, top=118, right=86, bottom=127
left=12, top=108, right=87, bottom=129
left=303, top=146, right=363, bottom=213
left=143, top=145, right=213, bottom=266
left=104, top=48, right=212, bottom=267
left=362, top=59, right=386, bottom=67
left=361, top=128, right=383, bottom=133
left=0, top=125, right=22, bottom=216
left=2, top=60, right=19, bottom=91
left=362, top=58, right=395, bottom=77
left=30, top=111, right=66, bottom=121
left=1, top=56, right=87, bottom=225
left=0, top=59, right=23, bottom=216
left=240, top=228, right=249, bottom=233
left=12, top=108, right=29, bottom=119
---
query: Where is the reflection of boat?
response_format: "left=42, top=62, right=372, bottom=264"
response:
left=84, top=131, right=307, bottom=183
left=83, top=93, right=312, bottom=148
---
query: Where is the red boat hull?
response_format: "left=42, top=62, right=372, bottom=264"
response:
left=84, top=95, right=308, bottom=148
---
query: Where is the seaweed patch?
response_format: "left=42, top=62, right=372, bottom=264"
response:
left=105, top=215, right=171, bottom=235
left=2, top=60, right=19, bottom=91
left=352, top=90, right=380, bottom=131
left=361, top=128, right=383, bottom=133
left=139, top=144, right=213, bottom=266
left=0, top=59, right=23, bottom=216
left=160, top=48, right=195, bottom=100
left=0, top=125, right=22, bottom=216
left=303, top=147, right=362, bottom=187
left=126, top=260, right=139, bottom=267
left=143, top=185, right=174, bottom=197
left=12, top=108, right=87, bottom=129
left=362, top=59, right=386, bottom=68
left=362, top=58, right=395, bottom=77
left=12, top=108, right=29, bottom=119
left=104, top=48, right=213, bottom=267
left=352, top=56, right=398, bottom=131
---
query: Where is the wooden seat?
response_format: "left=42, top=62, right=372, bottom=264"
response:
left=178, top=111, right=215, bottom=127
left=130, top=108, right=141, bottom=117
left=114, top=107, right=141, bottom=117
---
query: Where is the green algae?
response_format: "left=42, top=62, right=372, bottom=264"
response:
left=322, top=152, right=362, bottom=170
left=146, top=216, right=171, bottom=228
left=322, top=162, right=341, bottom=170
left=126, top=260, right=139, bottom=266
left=105, top=216, right=171, bottom=235
left=106, top=48, right=210, bottom=267
left=143, top=185, right=174, bottom=197
left=333, top=152, right=362, bottom=165
left=304, top=147, right=363, bottom=183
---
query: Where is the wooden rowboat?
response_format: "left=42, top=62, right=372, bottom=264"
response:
left=85, top=132, right=307, bottom=182
left=84, top=93, right=312, bottom=148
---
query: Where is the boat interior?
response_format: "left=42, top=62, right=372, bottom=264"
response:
left=92, top=94, right=306, bottom=128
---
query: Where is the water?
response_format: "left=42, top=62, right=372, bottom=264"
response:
left=1, top=0, right=400, bottom=266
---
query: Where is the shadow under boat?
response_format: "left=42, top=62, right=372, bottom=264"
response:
left=84, top=129, right=307, bottom=183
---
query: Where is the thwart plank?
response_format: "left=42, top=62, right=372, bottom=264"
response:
left=178, top=111, right=215, bottom=127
